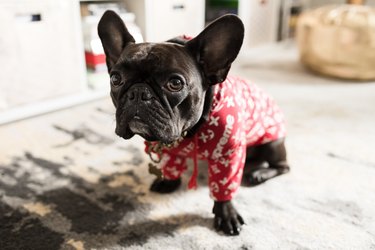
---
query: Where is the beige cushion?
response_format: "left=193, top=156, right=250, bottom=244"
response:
left=297, top=5, right=375, bottom=80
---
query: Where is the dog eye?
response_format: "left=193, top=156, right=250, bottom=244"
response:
left=165, top=77, right=184, bottom=92
left=110, top=73, right=122, bottom=86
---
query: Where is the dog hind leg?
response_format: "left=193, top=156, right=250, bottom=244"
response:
left=243, top=138, right=290, bottom=186
left=150, top=178, right=182, bottom=193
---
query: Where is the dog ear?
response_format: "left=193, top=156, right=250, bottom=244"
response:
left=186, top=15, right=244, bottom=85
left=98, top=10, right=135, bottom=72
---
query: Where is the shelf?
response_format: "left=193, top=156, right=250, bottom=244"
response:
left=0, top=90, right=108, bottom=125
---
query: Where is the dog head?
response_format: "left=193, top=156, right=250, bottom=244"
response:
left=98, top=11, right=244, bottom=144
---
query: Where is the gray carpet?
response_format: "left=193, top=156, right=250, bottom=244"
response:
left=1, top=43, right=375, bottom=249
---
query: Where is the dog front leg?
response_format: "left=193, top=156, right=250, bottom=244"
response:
left=213, top=200, right=245, bottom=235
left=149, top=154, right=185, bottom=194
left=208, top=144, right=246, bottom=235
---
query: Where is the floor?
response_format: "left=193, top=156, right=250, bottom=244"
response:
left=0, top=43, right=374, bottom=249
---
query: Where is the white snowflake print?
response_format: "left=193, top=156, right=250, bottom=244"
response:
left=165, top=166, right=179, bottom=178
left=219, top=158, right=230, bottom=168
left=209, top=116, right=220, bottom=126
left=227, top=182, right=237, bottom=191
left=210, top=182, right=219, bottom=193
left=174, top=157, right=182, bottom=165
left=199, top=132, right=208, bottom=143
left=200, top=150, right=210, bottom=159
left=225, top=96, right=235, bottom=108
left=224, top=149, right=236, bottom=157
left=219, top=177, right=228, bottom=186
left=210, top=164, right=221, bottom=175
left=206, top=129, right=215, bottom=140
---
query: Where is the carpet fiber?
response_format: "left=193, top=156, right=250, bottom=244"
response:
left=1, top=44, right=375, bottom=249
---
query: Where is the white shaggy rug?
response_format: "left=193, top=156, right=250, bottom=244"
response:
left=1, top=43, right=375, bottom=249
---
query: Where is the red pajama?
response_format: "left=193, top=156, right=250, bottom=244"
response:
left=145, top=76, right=286, bottom=201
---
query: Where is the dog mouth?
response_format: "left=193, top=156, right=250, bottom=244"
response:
left=128, top=116, right=152, bottom=138
left=115, top=107, right=179, bottom=144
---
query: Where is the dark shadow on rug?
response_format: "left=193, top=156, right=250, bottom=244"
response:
left=0, top=152, right=212, bottom=249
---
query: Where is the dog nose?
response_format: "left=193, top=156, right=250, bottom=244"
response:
left=127, top=86, right=153, bottom=102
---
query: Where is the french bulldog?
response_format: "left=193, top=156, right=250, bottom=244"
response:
left=98, top=10, right=290, bottom=236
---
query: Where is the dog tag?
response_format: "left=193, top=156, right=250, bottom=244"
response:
left=148, top=163, right=164, bottom=180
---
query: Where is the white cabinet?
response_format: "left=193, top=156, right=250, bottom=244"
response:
left=124, top=0, right=205, bottom=42
left=0, top=0, right=88, bottom=123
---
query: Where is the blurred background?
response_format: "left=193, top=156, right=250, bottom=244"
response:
left=1, top=2, right=375, bottom=248
left=0, top=0, right=374, bottom=124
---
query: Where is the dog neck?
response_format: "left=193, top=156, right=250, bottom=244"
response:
left=185, top=85, right=215, bottom=138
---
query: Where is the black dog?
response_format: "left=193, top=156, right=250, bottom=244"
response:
left=98, top=11, right=289, bottom=236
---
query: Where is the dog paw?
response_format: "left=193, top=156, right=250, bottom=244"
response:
left=150, top=178, right=181, bottom=193
left=243, top=167, right=289, bottom=187
left=213, top=201, right=245, bottom=236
